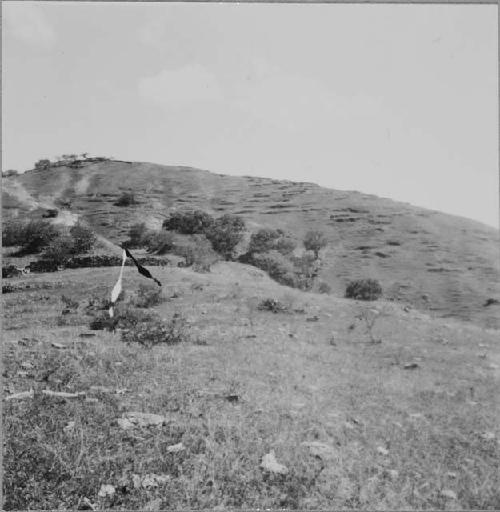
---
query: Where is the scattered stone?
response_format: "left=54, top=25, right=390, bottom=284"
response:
left=409, top=413, right=425, bottom=419
left=301, top=441, right=339, bottom=461
left=261, top=450, right=288, bottom=475
left=78, top=497, right=97, bottom=510
left=144, top=498, right=163, bottom=511
left=387, top=469, right=399, bottom=480
left=306, top=315, right=319, bottom=322
left=90, top=386, right=114, bottom=394
left=51, top=342, right=68, bottom=349
left=20, top=361, right=34, bottom=370
left=42, top=390, right=85, bottom=399
left=63, top=421, right=75, bottom=433
left=478, top=431, right=496, bottom=441
left=85, top=397, right=99, bottom=404
left=139, top=473, right=171, bottom=488
left=403, top=306, right=411, bottom=312
left=377, top=446, right=389, bottom=456
left=477, top=353, right=487, bottom=359
left=440, top=489, right=457, bottom=500
left=488, top=363, right=499, bottom=370
left=447, top=471, right=458, bottom=479
left=4, top=389, right=34, bottom=401
left=403, top=362, right=419, bottom=370
left=167, top=442, right=185, bottom=453
left=97, top=484, right=115, bottom=498
left=18, top=337, right=39, bottom=347
left=118, top=411, right=167, bottom=429
left=16, top=371, right=29, bottom=378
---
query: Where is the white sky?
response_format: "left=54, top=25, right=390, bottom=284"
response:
left=2, top=2, right=498, bottom=227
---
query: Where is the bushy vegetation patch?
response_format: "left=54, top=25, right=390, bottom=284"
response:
left=173, top=235, right=219, bottom=272
left=204, top=214, right=246, bottom=260
left=133, top=284, right=164, bottom=308
left=163, top=210, right=215, bottom=235
left=303, top=230, right=327, bottom=259
left=114, top=192, right=137, bottom=207
left=252, top=251, right=298, bottom=288
left=345, top=279, right=383, bottom=301
left=3, top=219, right=60, bottom=255
left=121, top=313, right=189, bottom=347
left=246, top=228, right=297, bottom=257
left=258, top=298, right=290, bottom=314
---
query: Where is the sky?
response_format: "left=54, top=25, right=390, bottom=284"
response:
left=2, top=2, right=498, bottom=228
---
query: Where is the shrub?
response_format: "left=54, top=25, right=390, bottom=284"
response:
left=252, top=251, right=298, bottom=288
left=291, top=253, right=320, bottom=291
left=303, top=230, right=327, bottom=259
left=42, top=235, right=75, bottom=265
left=247, top=228, right=282, bottom=255
left=69, top=223, right=96, bottom=253
left=258, top=298, right=290, bottom=314
left=134, top=284, right=163, bottom=308
left=247, top=228, right=297, bottom=257
left=2, top=169, right=18, bottom=177
left=173, top=235, right=219, bottom=271
left=205, top=214, right=245, bottom=260
left=34, top=159, right=51, bottom=171
left=163, top=210, right=214, bottom=235
left=114, top=192, right=137, bottom=207
left=2, top=219, right=26, bottom=246
left=121, top=313, right=188, bottom=347
left=126, top=222, right=149, bottom=248
left=345, top=279, right=382, bottom=301
left=143, top=230, right=175, bottom=255
left=15, top=220, right=60, bottom=255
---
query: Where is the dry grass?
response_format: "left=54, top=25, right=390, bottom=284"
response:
left=3, top=263, right=500, bottom=509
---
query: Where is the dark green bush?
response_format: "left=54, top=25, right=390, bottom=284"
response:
left=303, top=230, right=327, bottom=259
left=42, top=235, right=75, bottom=265
left=121, top=313, right=188, bottom=347
left=163, top=210, right=214, bottom=234
left=252, top=251, right=298, bottom=288
left=205, top=214, right=245, bottom=260
left=143, top=230, right=175, bottom=255
left=14, top=220, right=60, bottom=255
left=69, top=223, right=96, bottom=253
left=173, top=234, right=219, bottom=271
left=2, top=219, right=27, bottom=246
left=114, top=192, right=137, bottom=207
left=345, top=279, right=382, bottom=301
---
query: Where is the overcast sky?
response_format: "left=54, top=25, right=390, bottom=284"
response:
left=2, top=2, right=498, bottom=227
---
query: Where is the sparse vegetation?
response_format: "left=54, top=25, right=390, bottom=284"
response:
left=133, top=284, right=163, bottom=308
left=258, top=298, right=290, bottom=314
left=345, top=279, right=383, bottom=301
left=121, top=313, right=189, bottom=347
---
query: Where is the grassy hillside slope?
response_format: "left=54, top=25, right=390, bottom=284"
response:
left=2, top=160, right=499, bottom=328
left=3, top=263, right=500, bottom=509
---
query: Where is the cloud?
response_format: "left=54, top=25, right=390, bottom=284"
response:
left=138, top=64, right=223, bottom=108
left=4, top=2, right=56, bottom=49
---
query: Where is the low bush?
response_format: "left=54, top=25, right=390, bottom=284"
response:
left=173, top=235, right=219, bottom=272
left=126, top=222, right=149, bottom=248
left=204, top=214, right=245, bottom=260
left=143, top=230, right=175, bottom=255
left=258, top=298, right=290, bottom=314
left=252, top=251, right=298, bottom=288
left=345, top=279, right=382, bottom=301
left=69, top=223, right=96, bottom=253
left=2, top=219, right=26, bottom=247
left=121, top=313, right=188, bottom=347
left=133, top=284, right=163, bottom=308
left=42, top=235, right=75, bottom=265
left=303, top=230, right=327, bottom=259
left=246, top=228, right=297, bottom=257
left=318, top=281, right=332, bottom=294
left=14, top=220, right=60, bottom=255
left=163, top=210, right=215, bottom=235
left=114, top=192, right=137, bottom=207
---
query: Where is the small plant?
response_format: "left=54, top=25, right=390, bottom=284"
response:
left=345, top=279, right=382, bottom=301
left=121, top=313, right=189, bottom=347
left=252, top=251, right=298, bottom=288
left=354, top=306, right=387, bottom=343
left=258, top=298, right=290, bottom=314
left=114, top=192, right=137, bottom=207
left=134, top=284, right=163, bottom=308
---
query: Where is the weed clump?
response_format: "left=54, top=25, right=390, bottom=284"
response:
left=345, top=279, right=382, bottom=301
left=258, top=298, right=290, bottom=314
left=122, top=313, right=188, bottom=347
left=114, top=192, right=137, bottom=207
left=163, top=210, right=215, bottom=235
left=133, top=284, right=163, bottom=308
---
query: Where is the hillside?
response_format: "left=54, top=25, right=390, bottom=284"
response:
left=2, top=159, right=500, bottom=328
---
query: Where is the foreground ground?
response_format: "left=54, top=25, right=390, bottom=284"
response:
left=3, top=262, right=500, bottom=509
